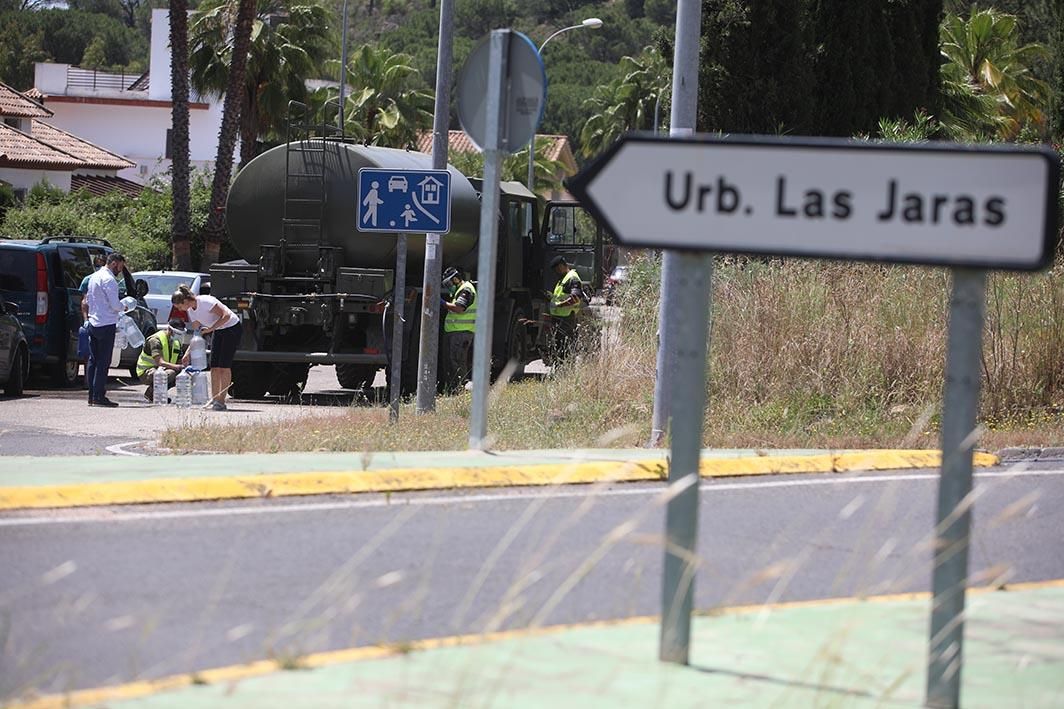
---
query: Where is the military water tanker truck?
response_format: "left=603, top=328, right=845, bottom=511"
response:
left=211, top=132, right=605, bottom=399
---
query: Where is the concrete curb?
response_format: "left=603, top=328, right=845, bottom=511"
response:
left=0, top=450, right=998, bottom=511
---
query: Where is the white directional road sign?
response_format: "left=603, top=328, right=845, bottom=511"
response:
left=567, top=134, right=1060, bottom=270
left=357, top=168, right=452, bottom=234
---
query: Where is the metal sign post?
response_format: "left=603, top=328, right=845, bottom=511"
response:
left=355, top=168, right=453, bottom=421
left=466, top=30, right=509, bottom=450
left=926, top=268, right=987, bottom=709
left=458, top=29, right=546, bottom=450
left=416, top=0, right=454, bottom=413
left=568, top=131, right=1059, bottom=671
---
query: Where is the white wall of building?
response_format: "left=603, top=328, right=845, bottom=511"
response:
left=31, top=8, right=230, bottom=185
left=0, top=168, right=72, bottom=193
left=41, top=100, right=223, bottom=183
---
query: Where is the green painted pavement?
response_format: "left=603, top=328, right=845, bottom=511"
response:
left=0, top=448, right=833, bottom=488
left=103, top=586, right=1064, bottom=708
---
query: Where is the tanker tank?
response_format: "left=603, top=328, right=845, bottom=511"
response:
left=225, top=142, right=482, bottom=274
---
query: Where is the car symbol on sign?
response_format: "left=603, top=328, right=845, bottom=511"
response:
left=387, top=176, right=408, bottom=193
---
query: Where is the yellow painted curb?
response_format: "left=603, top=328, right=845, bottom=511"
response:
left=0, top=450, right=998, bottom=511
left=11, top=576, right=1058, bottom=709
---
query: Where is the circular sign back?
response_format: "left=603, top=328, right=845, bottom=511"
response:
left=457, top=30, right=546, bottom=154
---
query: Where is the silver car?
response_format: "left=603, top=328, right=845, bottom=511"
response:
left=132, top=270, right=210, bottom=326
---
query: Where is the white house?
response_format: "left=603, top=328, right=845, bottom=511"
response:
left=0, top=82, right=141, bottom=199
left=31, top=8, right=231, bottom=185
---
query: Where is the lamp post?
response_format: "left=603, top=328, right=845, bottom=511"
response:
left=526, top=17, right=603, bottom=197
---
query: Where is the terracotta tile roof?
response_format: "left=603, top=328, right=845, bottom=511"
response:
left=415, top=130, right=573, bottom=161
left=0, top=81, right=52, bottom=118
left=0, top=123, right=82, bottom=169
left=71, top=174, right=145, bottom=198
left=31, top=120, right=134, bottom=170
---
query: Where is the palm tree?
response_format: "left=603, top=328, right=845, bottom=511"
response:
left=939, top=9, right=1051, bottom=139
left=190, top=0, right=332, bottom=167
left=579, top=47, right=670, bottom=158
left=448, top=138, right=567, bottom=194
left=169, top=1, right=193, bottom=270
left=196, top=0, right=256, bottom=269
left=332, top=44, right=433, bottom=148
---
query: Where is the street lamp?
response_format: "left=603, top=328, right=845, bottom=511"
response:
left=526, top=17, right=603, bottom=197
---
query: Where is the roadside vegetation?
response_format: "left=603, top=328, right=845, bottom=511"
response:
left=161, top=249, right=1064, bottom=454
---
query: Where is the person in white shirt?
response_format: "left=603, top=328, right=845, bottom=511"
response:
left=171, top=284, right=242, bottom=411
left=84, top=252, right=127, bottom=407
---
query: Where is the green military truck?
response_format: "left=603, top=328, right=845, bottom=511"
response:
left=211, top=119, right=605, bottom=399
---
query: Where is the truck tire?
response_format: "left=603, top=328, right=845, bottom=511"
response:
left=5, top=346, right=26, bottom=397
left=336, top=363, right=376, bottom=390
left=230, top=362, right=270, bottom=399
left=498, top=309, right=527, bottom=382
left=268, top=363, right=309, bottom=399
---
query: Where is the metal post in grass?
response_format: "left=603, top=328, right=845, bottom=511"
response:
left=926, top=268, right=987, bottom=709
left=416, top=0, right=454, bottom=413
left=658, top=0, right=705, bottom=665
left=467, top=30, right=509, bottom=450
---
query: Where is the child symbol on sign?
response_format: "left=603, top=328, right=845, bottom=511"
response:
left=401, top=204, right=417, bottom=228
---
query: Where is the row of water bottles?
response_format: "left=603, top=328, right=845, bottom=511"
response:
left=153, top=328, right=209, bottom=407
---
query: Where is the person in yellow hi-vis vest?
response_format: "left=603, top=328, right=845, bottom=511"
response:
left=440, top=267, right=476, bottom=393
left=547, top=255, right=584, bottom=362
left=136, top=319, right=190, bottom=402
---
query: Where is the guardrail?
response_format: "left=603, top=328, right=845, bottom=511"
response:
left=66, top=67, right=137, bottom=92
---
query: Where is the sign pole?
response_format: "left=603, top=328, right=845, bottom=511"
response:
left=468, top=29, right=509, bottom=450
left=655, top=0, right=704, bottom=664
left=416, top=0, right=454, bottom=413
left=926, top=267, right=987, bottom=708
left=659, top=251, right=711, bottom=664
left=388, top=235, right=408, bottom=422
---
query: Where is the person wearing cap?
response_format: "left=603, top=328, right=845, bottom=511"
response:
left=440, top=266, right=476, bottom=393
left=136, top=319, right=190, bottom=403
left=547, top=255, right=584, bottom=361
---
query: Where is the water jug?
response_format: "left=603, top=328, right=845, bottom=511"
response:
left=188, top=329, right=208, bottom=371
left=110, top=327, right=126, bottom=367
left=174, top=369, right=192, bottom=408
left=124, top=318, right=145, bottom=349
left=153, top=367, right=169, bottom=405
left=120, top=296, right=138, bottom=312
left=77, top=323, right=90, bottom=360
left=190, top=370, right=210, bottom=406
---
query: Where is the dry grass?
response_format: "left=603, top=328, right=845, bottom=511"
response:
left=160, top=255, right=1064, bottom=454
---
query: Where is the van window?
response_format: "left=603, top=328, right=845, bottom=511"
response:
left=0, top=249, right=35, bottom=293
left=58, top=245, right=94, bottom=289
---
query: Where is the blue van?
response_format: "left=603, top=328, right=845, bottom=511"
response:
left=0, top=237, right=156, bottom=385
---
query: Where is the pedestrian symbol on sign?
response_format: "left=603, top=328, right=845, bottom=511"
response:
left=357, top=168, right=452, bottom=234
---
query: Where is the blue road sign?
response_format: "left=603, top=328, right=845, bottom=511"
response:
left=356, top=168, right=452, bottom=234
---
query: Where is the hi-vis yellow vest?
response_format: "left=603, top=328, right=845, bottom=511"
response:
left=550, top=269, right=582, bottom=318
left=137, top=330, right=180, bottom=377
left=444, top=281, right=477, bottom=333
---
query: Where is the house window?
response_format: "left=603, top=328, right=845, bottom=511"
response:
left=4, top=117, right=20, bottom=129
left=165, top=128, right=173, bottom=160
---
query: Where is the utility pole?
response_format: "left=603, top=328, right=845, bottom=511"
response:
left=415, top=0, right=454, bottom=412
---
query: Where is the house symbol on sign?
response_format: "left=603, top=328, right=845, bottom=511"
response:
left=418, top=176, right=443, bottom=205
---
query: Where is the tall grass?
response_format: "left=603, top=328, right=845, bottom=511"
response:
left=162, top=254, right=1064, bottom=453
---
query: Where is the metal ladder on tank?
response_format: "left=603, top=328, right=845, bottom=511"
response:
left=278, top=100, right=344, bottom=286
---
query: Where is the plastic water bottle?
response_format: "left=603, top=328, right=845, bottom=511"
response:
left=153, top=367, right=169, bottom=405
left=174, top=369, right=192, bottom=408
left=189, top=329, right=208, bottom=371
left=190, top=370, right=209, bottom=406
left=125, top=320, right=145, bottom=349
left=111, top=327, right=126, bottom=367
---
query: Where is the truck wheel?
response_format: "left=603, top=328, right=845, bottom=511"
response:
left=230, top=362, right=270, bottom=399
left=336, top=363, right=375, bottom=390
left=492, top=310, right=527, bottom=382
left=4, top=347, right=26, bottom=397
left=268, top=363, right=309, bottom=399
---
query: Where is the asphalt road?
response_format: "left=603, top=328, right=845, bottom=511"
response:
left=2, top=464, right=1061, bottom=699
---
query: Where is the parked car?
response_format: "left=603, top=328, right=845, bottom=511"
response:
left=0, top=300, right=29, bottom=396
left=132, top=270, right=210, bottom=326
left=604, top=265, right=629, bottom=306
left=0, top=237, right=157, bottom=385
